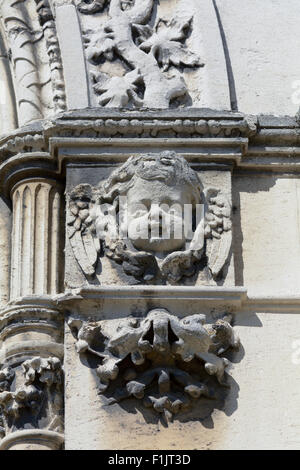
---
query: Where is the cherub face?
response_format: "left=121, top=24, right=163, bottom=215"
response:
left=122, top=177, right=195, bottom=253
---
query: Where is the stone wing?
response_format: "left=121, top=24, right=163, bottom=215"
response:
left=204, top=188, right=232, bottom=279
left=67, top=184, right=100, bottom=276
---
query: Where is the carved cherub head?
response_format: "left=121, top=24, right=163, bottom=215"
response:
left=68, top=152, right=232, bottom=284
left=97, top=151, right=202, bottom=254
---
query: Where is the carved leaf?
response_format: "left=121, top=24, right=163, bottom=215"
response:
left=76, top=0, right=107, bottom=14
left=0, top=368, right=15, bottom=393
left=132, top=23, right=153, bottom=46
left=0, top=418, right=4, bottom=439
left=84, top=26, right=116, bottom=63
left=71, top=310, right=240, bottom=422
left=94, top=69, right=143, bottom=107
left=139, top=16, right=203, bottom=71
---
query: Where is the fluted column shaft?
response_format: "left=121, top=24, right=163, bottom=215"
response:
left=10, top=178, right=63, bottom=300
left=0, top=177, right=65, bottom=451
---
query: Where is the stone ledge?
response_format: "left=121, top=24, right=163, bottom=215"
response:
left=0, top=340, right=64, bottom=364
left=0, top=430, right=64, bottom=451
left=1, top=110, right=300, bottom=198
left=244, top=296, right=300, bottom=313
left=57, top=286, right=248, bottom=309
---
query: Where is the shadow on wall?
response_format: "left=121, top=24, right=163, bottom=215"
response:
left=212, top=0, right=238, bottom=111
left=79, top=344, right=245, bottom=430
left=232, top=173, right=278, bottom=286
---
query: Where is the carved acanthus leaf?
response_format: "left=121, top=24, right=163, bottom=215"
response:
left=94, top=69, right=143, bottom=107
left=75, top=0, right=107, bottom=14
left=84, top=26, right=116, bottom=63
left=139, top=17, right=203, bottom=71
left=69, top=310, right=240, bottom=423
left=77, top=0, right=203, bottom=108
left=0, top=357, right=63, bottom=439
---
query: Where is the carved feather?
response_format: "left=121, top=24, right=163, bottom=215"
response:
left=204, top=188, right=232, bottom=279
left=69, top=231, right=96, bottom=276
left=67, top=184, right=100, bottom=277
left=82, top=232, right=98, bottom=268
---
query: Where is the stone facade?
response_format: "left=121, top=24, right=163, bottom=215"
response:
left=0, top=0, right=300, bottom=450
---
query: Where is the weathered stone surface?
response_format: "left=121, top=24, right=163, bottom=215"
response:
left=0, top=0, right=300, bottom=452
left=0, top=357, right=63, bottom=439
left=66, top=152, right=233, bottom=286
left=69, top=309, right=239, bottom=424
left=64, top=309, right=300, bottom=450
left=0, top=298, right=64, bottom=450
left=79, top=0, right=202, bottom=108
left=10, top=179, right=64, bottom=300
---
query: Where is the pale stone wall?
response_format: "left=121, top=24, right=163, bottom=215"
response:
left=233, top=174, right=300, bottom=297
left=216, top=0, right=300, bottom=115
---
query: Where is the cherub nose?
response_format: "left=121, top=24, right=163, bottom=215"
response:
left=148, top=204, right=162, bottom=221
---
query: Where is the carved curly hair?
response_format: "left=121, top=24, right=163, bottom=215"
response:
left=98, top=151, right=203, bottom=206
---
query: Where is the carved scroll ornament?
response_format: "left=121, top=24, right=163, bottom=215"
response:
left=69, top=310, right=240, bottom=423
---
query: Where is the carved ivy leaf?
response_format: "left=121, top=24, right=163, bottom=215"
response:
left=94, top=69, right=143, bottom=107
left=76, top=0, right=107, bottom=14
left=139, top=16, right=203, bottom=72
left=76, top=0, right=133, bottom=12
left=0, top=417, right=4, bottom=439
left=83, top=26, right=116, bottom=64
left=121, top=0, right=135, bottom=10
left=132, top=23, right=153, bottom=46
left=0, top=368, right=14, bottom=393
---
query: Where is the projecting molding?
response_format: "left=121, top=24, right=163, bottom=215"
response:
left=2, top=109, right=300, bottom=197
left=1, top=110, right=300, bottom=200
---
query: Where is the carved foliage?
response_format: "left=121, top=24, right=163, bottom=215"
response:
left=69, top=310, right=240, bottom=423
left=94, top=69, right=143, bottom=108
left=75, top=0, right=107, bottom=14
left=34, top=0, right=66, bottom=112
left=0, top=357, right=63, bottom=439
left=138, top=17, right=202, bottom=72
left=0, top=368, right=14, bottom=439
left=79, top=0, right=203, bottom=108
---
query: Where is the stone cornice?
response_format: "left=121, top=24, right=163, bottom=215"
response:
left=0, top=109, right=300, bottom=197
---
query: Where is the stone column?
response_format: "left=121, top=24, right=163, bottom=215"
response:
left=0, top=178, right=64, bottom=451
left=10, top=178, right=63, bottom=300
